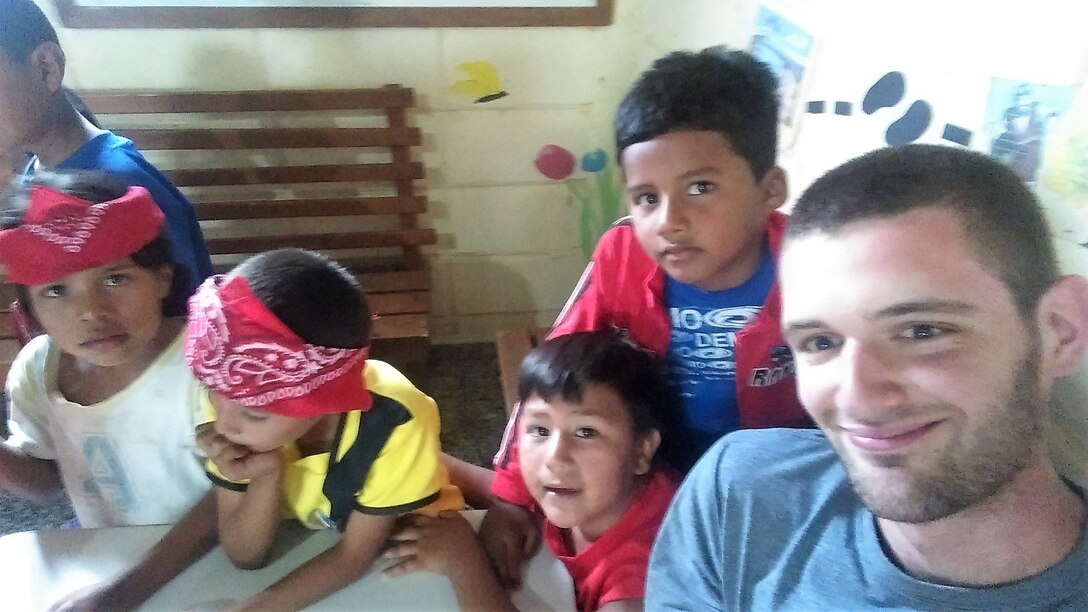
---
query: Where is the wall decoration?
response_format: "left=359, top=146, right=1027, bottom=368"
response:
left=56, top=0, right=613, bottom=28
left=752, top=1, right=1087, bottom=251
left=748, top=5, right=815, bottom=147
left=450, top=62, right=508, bottom=103
left=1034, top=80, right=1088, bottom=244
left=805, top=71, right=974, bottom=148
left=984, top=78, right=1075, bottom=186
left=534, top=144, right=621, bottom=259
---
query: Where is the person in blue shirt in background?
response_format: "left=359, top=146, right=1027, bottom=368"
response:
left=0, top=2, right=217, bottom=610
left=0, top=0, right=212, bottom=295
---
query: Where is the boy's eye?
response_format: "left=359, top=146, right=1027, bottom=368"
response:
left=526, top=425, right=549, bottom=438
left=241, top=409, right=269, bottom=422
left=39, top=285, right=65, bottom=299
left=574, top=427, right=598, bottom=439
left=798, top=334, right=841, bottom=353
left=898, top=324, right=948, bottom=341
left=686, top=181, right=716, bottom=196
left=631, top=192, right=658, bottom=208
left=104, top=273, right=129, bottom=287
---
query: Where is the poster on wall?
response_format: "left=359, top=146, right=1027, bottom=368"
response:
left=769, top=0, right=1088, bottom=251
left=748, top=5, right=816, bottom=147
left=982, top=77, right=1082, bottom=244
left=984, top=78, right=1075, bottom=186
left=1035, top=80, right=1088, bottom=244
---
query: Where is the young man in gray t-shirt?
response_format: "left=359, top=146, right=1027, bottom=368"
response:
left=648, top=145, right=1088, bottom=610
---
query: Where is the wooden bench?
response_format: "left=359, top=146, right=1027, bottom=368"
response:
left=76, top=85, right=435, bottom=367
left=0, top=301, right=19, bottom=391
left=495, top=327, right=550, bottom=415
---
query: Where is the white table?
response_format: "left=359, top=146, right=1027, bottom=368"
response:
left=0, top=511, right=575, bottom=611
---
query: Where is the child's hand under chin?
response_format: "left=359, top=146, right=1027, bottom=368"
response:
left=381, top=511, right=479, bottom=577
left=195, top=423, right=284, bottom=481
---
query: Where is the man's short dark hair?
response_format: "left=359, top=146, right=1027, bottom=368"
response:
left=235, top=248, right=370, bottom=349
left=614, top=46, right=780, bottom=179
left=0, top=0, right=59, bottom=62
left=788, top=144, right=1059, bottom=317
left=517, top=329, right=667, bottom=436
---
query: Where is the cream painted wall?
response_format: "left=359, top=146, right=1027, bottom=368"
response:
left=32, top=0, right=747, bottom=344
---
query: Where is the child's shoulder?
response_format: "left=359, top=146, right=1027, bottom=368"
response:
left=363, top=359, right=409, bottom=387
left=363, top=359, right=431, bottom=406
left=593, top=470, right=677, bottom=547
left=9, top=333, right=56, bottom=389
left=585, top=470, right=678, bottom=543
left=591, top=218, right=656, bottom=271
left=637, top=468, right=680, bottom=510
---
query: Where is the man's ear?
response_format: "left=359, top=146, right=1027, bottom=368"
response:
left=758, top=166, right=788, bottom=212
left=633, top=428, right=661, bottom=476
left=27, top=42, right=65, bottom=94
left=1035, top=275, right=1088, bottom=379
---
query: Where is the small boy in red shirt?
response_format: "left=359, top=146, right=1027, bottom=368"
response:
left=384, top=330, right=678, bottom=611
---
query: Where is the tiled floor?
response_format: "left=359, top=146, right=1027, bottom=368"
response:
left=0, top=343, right=507, bottom=536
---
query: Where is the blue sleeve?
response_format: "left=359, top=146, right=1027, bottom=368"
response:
left=111, top=150, right=213, bottom=292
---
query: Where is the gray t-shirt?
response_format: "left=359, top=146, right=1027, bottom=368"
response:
left=646, top=429, right=1088, bottom=611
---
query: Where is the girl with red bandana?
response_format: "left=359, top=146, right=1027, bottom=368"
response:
left=0, top=170, right=217, bottom=609
left=186, top=248, right=463, bottom=610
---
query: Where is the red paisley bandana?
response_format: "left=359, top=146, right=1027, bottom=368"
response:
left=0, top=185, right=165, bottom=285
left=184, top=275, right=371, bottom=418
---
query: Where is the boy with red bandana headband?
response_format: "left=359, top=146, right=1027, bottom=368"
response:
left=0, top=170, right=217, bottom=611
left=480, top=46, right=811, bottom=587
left=187, top=248, right=462, bottom=610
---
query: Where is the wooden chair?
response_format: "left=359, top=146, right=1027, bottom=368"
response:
left=494, top=327, right=550, bottom=416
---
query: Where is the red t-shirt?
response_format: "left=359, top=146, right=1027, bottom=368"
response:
left=543, top=469, right=679, bottom=611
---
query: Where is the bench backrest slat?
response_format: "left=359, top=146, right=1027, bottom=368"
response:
left=163, top=162, right=424, bottom=188
left=195, top=196, right=427, bottom=220
left=116, top=127, right=422, bottom=150
left=79, top=88, right=415, bottom=113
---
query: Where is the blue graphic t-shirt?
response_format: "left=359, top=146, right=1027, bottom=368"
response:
left=664, top=247, right=776, bottom=456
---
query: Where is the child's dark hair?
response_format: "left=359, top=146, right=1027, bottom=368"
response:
left=614, top=46, right=780, bottom=179
left=234, top=249, right=370, bottom=349
left=0, top=0, right=59, bottom=62
left=517, top=329, right=667, bottom=436
left=0, top=170, right=190, bottom=318
left=789, top=144, right=1057, bottom=319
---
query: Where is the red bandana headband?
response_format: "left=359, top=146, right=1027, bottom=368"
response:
left=184, top=275, right=371, bottom=418
left=0, top=185, right=165, bottom=285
